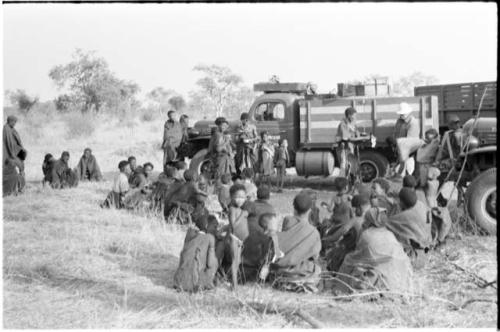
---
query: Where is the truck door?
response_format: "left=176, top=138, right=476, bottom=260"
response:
left=252, top=101, right=293, bottom=150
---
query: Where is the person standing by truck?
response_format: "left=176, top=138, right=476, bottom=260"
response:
left=209, top=117, right=235, bottom=179
left=435, top=115, right=463, bottom=169
left=391, top=102, right=420, bottom=178
left=336, top=107, right=360, bottom=178
left=162, top=110, right=183, bottom=168
left=235, top=112, right=258, bottom=175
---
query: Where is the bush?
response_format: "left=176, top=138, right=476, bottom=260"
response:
left=64, top=112, right=96, bottom=139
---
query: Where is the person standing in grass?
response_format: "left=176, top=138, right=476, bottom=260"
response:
left=258, top=131, right=275, bottom=189
left=75, top=148, right=102, bottom=182
left=209, top=117, right=235, bottom=179
left=162, top=110, right=183, bottom=168
left=235, top=112, right=258, bottom=175
left=101, top=160, right=131, bottom=209
left=3, top=115, right=27, bottom=195
left=274, top=138, right=289, bottom=193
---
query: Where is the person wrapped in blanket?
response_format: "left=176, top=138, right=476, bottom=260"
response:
left=101, top=160, right=131, bottom=209
left=261, top=192, right=322, bottom=293
left=123, top=162, right=154, bottom=210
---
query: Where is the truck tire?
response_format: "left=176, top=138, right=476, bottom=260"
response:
left=188, top=149, right=212, bottom=176
left=465, top=168, right=496, bottom=235
left=359, top=150, right=389, bottom=182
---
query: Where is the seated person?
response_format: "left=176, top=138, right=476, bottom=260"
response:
left=127, top=156, right=138, bottom=183
left=173, top=215, right=219, bottom=292
left=402, top=174, right=427, bottom=206
left=101, top=160, right=131, bottom=209
left=174, top=160, right=188, bottom=182
left=385, top=188, right=432, bottom=268
left=334, top=205, right=412, bottom=294
left=264, top=192, right=322, bottom=293
left=241, top=168, right=257, bottom=202
left=51, top=151, right=78, bottom=189
left=124, top=162, right=154, bottom=210
left=75, top=148, right=103, bottom=182
left=243, top=185, right=276, bottom=230
left=164, top=170, right=207, bottom=224
left=42, top=153, right=55, bottom=186
left=150, top=166, right=177, bottom=213
left=371, top=177, right=399, bottom=216
left=301, top=189, right=321, bottom=230
left=3, top=155, right=25, bottom=196
left=323, top=194, right=369, bottom=272
left=323, top=177, right=352, bottom=213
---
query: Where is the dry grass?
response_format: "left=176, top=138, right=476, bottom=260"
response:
left=3, top=113, right=497, bottom=328
left=3, top=180, right=497, bottom=328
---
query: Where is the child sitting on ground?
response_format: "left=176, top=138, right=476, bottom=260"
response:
left=371, top=177, right=399, bottom=216
left=322, top=177, right=352, bottom=214
left=274, top=138, right=289, bottom=193
left=258, top=213, right=284, bottom=264
left=258, top=131, right=275, bottom=188
left=241, top=167, right=257, bottom=202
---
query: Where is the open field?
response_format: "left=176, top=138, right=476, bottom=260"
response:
left=3, top=176, right=497, bottom=328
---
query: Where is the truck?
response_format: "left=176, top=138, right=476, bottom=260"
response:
left=180, top=82, right=439, bottom=183
left=414, top=81, right=496, bottom=133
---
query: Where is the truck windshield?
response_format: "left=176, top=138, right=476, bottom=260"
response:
left=255, top=102, right=285, bottom=121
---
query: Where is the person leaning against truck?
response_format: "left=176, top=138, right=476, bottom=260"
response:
left=434, top=115, right=463, bottom=170
left=162, top=110, right=183, bottom=168
left=336, top=107, right=360, bottom=177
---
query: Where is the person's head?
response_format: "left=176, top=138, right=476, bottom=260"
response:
left=220, top=173, right=232, bottom=185
left=118, top=160, right=131, bottom=175
left=175, top=161, right=188, bottom=171
left=257, top=185, right=271, bottom=200
left=230, top=183, right=247, bottom=208
left=261, top=130, right=269, bottom=143
left=206, top=215, right=219, bottom=235
left=128, top=156, right=137, bottom=170
left=241, top=167, right=254, bottom=181
left=403, top=175, right=417, bottom=190
left=293, top=192, right=313, bottom=217
left=333, top=177, right=349, bottom=194
left=44, top=153, right=54, bottom=164
left=424, top=128, right=439, bottom=143
left=399, top=187, right=417, bottom=210
left=167, top=110, right=178, bottom=122
left=143, top=162, right=154, bottom=177
left=165, top=165, right=176, bottom=178
left=258, top=213, right=278, bottom=234
left=345, top=107, right=357, bottom=122
left=397, top=102, right=413, bottom=120
left=183, top=169, right=197, bottom=182
left=180, top=114, right=189, bottom=125
left=279, top=138, right=288, bottom=148
left=61, top=151, right=70, bottom=163
left=215, top=117, right=229, bottom=132
left=448, top=114, right=461, bottom=130
left=83, top=148, right=92, bottom=158
left=240, top=112, right=249, bottom=125
left=198, top=174, right=209, bottom=191
left=351, top=193, right=371, bottom=217
left=372, top=178, right=391, bottom=197
left=6, top=115, right=17, bottom=128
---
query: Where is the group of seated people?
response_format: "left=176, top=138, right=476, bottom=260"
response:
left=41, top=148, right=103, bottom=189
left=172, top=168, right=452, bottom=295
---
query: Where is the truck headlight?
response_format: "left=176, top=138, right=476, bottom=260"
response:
left=467, top=135, right=479, bottom=151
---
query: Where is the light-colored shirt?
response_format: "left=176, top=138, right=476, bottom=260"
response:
left=112, top=172, right=130, bottom=193
left=393, top=116, right=419, bottom=139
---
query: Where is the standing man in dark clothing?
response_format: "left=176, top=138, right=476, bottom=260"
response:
left=209, top=117, right=235, bottom=179
left=235, top=112, right=258, bottom=175
left=3, top=115, right=27, bottom=195
left=336, top=107, right=360, bottom=178
left=435, top=115, right=463, bottom=168
left=162, top=110, right=183, bottom=168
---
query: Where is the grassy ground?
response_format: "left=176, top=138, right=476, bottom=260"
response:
left=3, top=178, right=497, bottom=328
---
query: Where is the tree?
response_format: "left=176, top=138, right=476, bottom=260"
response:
left=9, top=89, right=39, bottom=113
left=191, top=64, right=243, bottom=117
left=392, top=71, right=439, bottom=97
left=168, top=95, right=186, bottom=111
left=49, top=49, right=139, bottom=113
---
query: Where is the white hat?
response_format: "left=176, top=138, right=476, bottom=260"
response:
left=397, top=102, right=413, bottom=116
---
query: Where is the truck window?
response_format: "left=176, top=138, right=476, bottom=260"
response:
left=255, top=102, right=285, bottom=121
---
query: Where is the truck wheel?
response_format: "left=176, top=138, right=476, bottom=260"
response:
left=465, top=168, right=496, bottom=235
left=359, top=151, right=389, bottom=182
left=189, top=149, right=212, bottom=176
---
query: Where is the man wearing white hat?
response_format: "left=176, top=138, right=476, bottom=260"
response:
left=392, top=102, right=421, bottom=177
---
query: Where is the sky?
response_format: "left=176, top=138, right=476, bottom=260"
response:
left=2, top=2, right=498, bottom=102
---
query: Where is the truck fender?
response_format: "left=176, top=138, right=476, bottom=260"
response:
left=188, top=148, right=210, bottom=175
left=460, top=146, right=496, bottom=157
